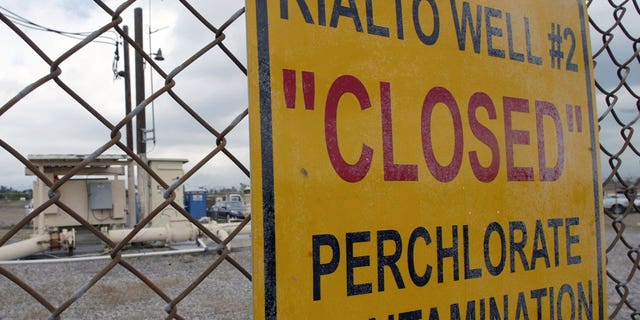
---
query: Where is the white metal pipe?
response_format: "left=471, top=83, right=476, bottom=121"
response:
left=216, top=229, right=230, bottom=251
left=106, top=221, right=249, bottom=245
left=0, top=234, right=50, bottom=261
left=107, top=223, right=199, bottom=244
left=217, top=223, right=251, bottom=235
left=108, top=226, right=171, bottom=243
left=0, top=220, right=250, bottom=262
left=0, top=247, right=214, bottom=265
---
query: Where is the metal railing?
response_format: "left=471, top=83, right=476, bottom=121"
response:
left=0, top=0, right=637, bottom=318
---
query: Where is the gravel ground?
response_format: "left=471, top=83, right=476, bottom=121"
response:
left=603, top=213, right=640, bottom=319
left=0, top=246, right=253, bottom=319
left=2, top=201, right=640, bottom=319
left=1, top=201, right=254, bottom=319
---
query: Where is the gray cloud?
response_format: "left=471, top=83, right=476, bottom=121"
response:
left=1, top=1, right=638, bottom=192
left=0, top=1, right=250, bottom=190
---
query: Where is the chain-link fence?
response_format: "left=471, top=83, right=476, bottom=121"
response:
left=589, top=0, right=640, bottom=318
left=0, top=0, right=638, bottom=319
left=0, top=1, right=252, bottom=319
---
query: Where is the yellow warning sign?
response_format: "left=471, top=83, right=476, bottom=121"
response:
left=247, top=1, right=606, bottom=319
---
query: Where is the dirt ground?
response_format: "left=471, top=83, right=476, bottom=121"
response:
left=0, top=200, right=28, bottom=227
left=0, top=200, right=32, bottom=241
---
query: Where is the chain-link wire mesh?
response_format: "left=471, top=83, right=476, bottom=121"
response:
left=0, top=1, right=252, bottom=319
left=0, top=0, right=638, bottom=319
left=589, top=0, right=640, bottom=318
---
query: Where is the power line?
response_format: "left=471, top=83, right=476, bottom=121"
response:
left=0, top=5, right=117, bottom=45
left=0, top=5, right=125, bottom=79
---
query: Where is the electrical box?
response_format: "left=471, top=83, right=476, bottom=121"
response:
left=147, top=158, right=188, bottom=227
left=28, top=155, right=130, bottom=228
left=88, top=181, right=113, bottom=210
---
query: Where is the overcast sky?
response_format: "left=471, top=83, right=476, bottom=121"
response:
left=0, top=1, right=249, bottom=190
left=0, top=1, right=638, bottom=191
left=588, top=1, right=640, bottom=183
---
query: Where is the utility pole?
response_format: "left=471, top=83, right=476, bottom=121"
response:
left=122, top=25, right=136, bottom=228
left=134, top=8, right=146, bottom=155
left=134, top=7, right=148, bottom=222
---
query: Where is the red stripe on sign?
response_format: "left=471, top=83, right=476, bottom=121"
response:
left=283, top=69, right=296, bottom=108
left=566, top=104, right=574, bottom=132
left=302, top=71, right=315, bottom=110
left=575, top=105, right=583, bottom=133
